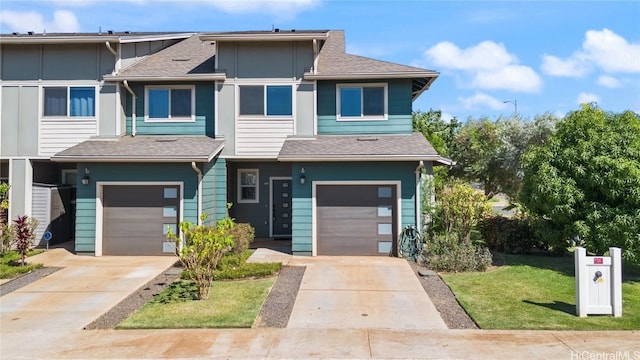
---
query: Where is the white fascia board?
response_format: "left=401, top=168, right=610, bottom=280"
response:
left=51, top=156, right=214, bottom=163
left=118, top=33, right=195, bottom=43
left=200, top=32, right=328, bottom=42
left=104, top=74, right=227, bottom=82
left=0, top=36, right=120, bottom=44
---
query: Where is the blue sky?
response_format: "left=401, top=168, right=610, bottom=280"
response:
left=1, top=0, right=638, bottom=121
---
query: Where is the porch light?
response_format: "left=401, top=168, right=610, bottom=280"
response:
left=81, top=175, right=90, bottom=185
left=300, top=167, right=306, bottom=185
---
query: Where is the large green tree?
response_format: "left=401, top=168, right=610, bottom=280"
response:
left=520, top=104, right=640, bottom=261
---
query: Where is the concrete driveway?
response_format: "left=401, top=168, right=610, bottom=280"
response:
left=0, top=248, right=176, bottom=356
left=287, top=256, right=447, bottom=330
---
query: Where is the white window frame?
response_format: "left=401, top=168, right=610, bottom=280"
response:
left=237, top=169, right=259, bottom=203
left=144, top=85, right=196, bottom=123
left=237, top=84, right=294, bottom=119
left=42, top=85, right=97, bottom=119
left=336, top=83, right=388, bottom=121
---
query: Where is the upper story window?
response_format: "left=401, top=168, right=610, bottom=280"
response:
left=337, top=83, right=387, bottom=121
left=239, top=85, right=292, bottom=117
left=43, top=86, right=96, bottom=117
left=145, top=86, right=195, bottom=122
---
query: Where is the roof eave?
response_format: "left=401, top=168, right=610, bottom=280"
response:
left=0, top=36, right=121, bottom=44
left=104, top=74, right=227, bottom=82
left=277, top=155, right=446, bottom=162
left=118, top=33, right=195, bottom=43
left=199, top=32, right=328, bottom=42
left=51, top=156, right=212, bottom=163
left=304, top=72, right=439, bottom=80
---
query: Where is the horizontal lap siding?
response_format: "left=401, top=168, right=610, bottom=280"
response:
left=74, top=163, right=199, bottom=254
left=202, top=158, right=227, bottom=224
left=235, top=119, right=294, bottom=157
left=126, top=83, right=212, bottom=136
left=290, top=162, right=417, bottom=255
left=39, top=120, right=97, bottom=157
left=316, top=79, right=413, bottom=135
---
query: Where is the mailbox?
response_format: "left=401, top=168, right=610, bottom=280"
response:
left=575, top=247, right=622, bottom=317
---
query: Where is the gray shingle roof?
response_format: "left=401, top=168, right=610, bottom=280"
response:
left=51, top=136, right=224, bottom=162
left=106, top=35, right=222, bottom=80
left=306, top=31, right=439, bottom=99
left=278, top=132, right=451, bottom=164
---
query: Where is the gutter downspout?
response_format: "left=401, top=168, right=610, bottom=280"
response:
left=104, top=41, right=118, bottom=74
left=122, top=80, right=136, bottom=136
left=415, top=161, right=424, bottom=232
left=191, top=162, right=203, bottom=226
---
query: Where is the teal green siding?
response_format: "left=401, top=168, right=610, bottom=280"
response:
left=202, top=157, right=227, bottom=225
left=74, top=163, right=200, bottom=254
left=290, top=162, right=418, bottom=255
left=125, top=83, right=214, bottom=136
left=317, top=79, right=413, bottom=135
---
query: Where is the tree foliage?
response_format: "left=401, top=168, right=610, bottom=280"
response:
left=520, top=104, right=640, bottom=261
left=412, top=109, right=459, bottom=157
left=450, top=114, right=557, bottom=199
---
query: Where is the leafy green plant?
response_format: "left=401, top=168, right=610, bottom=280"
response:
left=435, top=180, right=492, bottom=244
left=167, top=213, right=235, bottom=300
left=181, top=250, right=281, bottom=281
left=149, top=280, right=199, bottom=304
left=479, top=215, right=548, bottom=254
left=424, top=232, right=492, bottom=272
left=0, top=222, right=13, bottom=256
left=0, top=250, right=44, bottom=279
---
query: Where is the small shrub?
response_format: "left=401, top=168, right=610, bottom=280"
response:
left=228, top=223, right=255, bottom=254
left=479, top=215, right=544, bottom=254
left=181, top=250, right=281, bottom=281
left=424, top=233, right=493, bottom=272
left=0, top=223, right=13, bottom=256
left=12, top=215, right=38, bottom=266
left=149, top=280, right=199, bottom=304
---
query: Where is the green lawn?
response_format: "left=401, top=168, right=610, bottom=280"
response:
left=117, top=278, right=275, bottom=329
left=441, top=253, right=640, bottom=330
left=0, top=250, right=44, bottom=279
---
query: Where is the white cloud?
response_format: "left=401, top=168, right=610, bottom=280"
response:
left=576, top=92, right=600, bottom=105
left=542, top=28, right=640, bottom=77
left=597, top=75, right=622, bottom=88
left=441, top=112, right=454, bottom=123
left=0, top=10, right=79, bottom=33
left=553, top=110, right=567, bottom=118
left=541, top=54, right=590, bottom=77
left=424, top=40, right=541, bottom=93
left=458, top=93, right=511, bottom=111
left=202, top=0, right=320, bottom=18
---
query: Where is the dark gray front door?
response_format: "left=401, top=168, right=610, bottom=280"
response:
left=317, top=185, right=397, bottom=256
left=102, top=185, right=179, bottom=256
left=272, top=179, right=292, bottom=238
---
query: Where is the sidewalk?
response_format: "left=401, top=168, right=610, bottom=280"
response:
left=3, top=328, right=638, bottom=359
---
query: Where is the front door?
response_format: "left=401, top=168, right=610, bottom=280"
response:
left=271, top=178, right=292, bottom=239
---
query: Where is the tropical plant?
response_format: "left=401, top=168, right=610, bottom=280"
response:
left=167, top=213, right=235, bottom=300
left=12, top=215, right=38, bottom=266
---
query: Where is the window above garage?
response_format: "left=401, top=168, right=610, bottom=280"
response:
left=145, top=85, right=195, bottom=122
left=239, top=85, right=293, bottom=117
left=43, top=86, right=96, bottom=118
left=336, top=83, right=387, bottom=121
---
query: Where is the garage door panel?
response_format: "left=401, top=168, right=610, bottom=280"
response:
left=102, top=185, right=178, bottom=256
left=317, top=184, right=397, bottom=256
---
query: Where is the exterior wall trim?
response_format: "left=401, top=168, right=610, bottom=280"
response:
left=311, top=180, right=402, bottom=256
left=95, top=181, right=184, bottom=257
left=269, top=176, right=292, bottom=238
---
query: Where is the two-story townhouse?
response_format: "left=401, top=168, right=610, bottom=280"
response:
left=4, top=29, right=450, bottom=257
left=0, top=31, right=194, bottom=247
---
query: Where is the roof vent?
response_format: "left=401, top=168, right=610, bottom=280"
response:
left=124, top=31, right=130, bottom=34
left=28, top=31, right=34, bottom=35
left=291, top=29, right=296, bottom=32
left=156, top=138, right=178, bottom=143
left=108, top=30, right=113, bottom=35
left=274, top=28, right=280, bottom=33
left=12, top=32, right=18, bottom=36
left=172, top=58, right=191, bottom=62
left=357, top=137, right=378, bottom=142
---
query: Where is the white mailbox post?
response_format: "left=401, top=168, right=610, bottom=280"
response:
left=575, top=247, right=622, bottom=317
